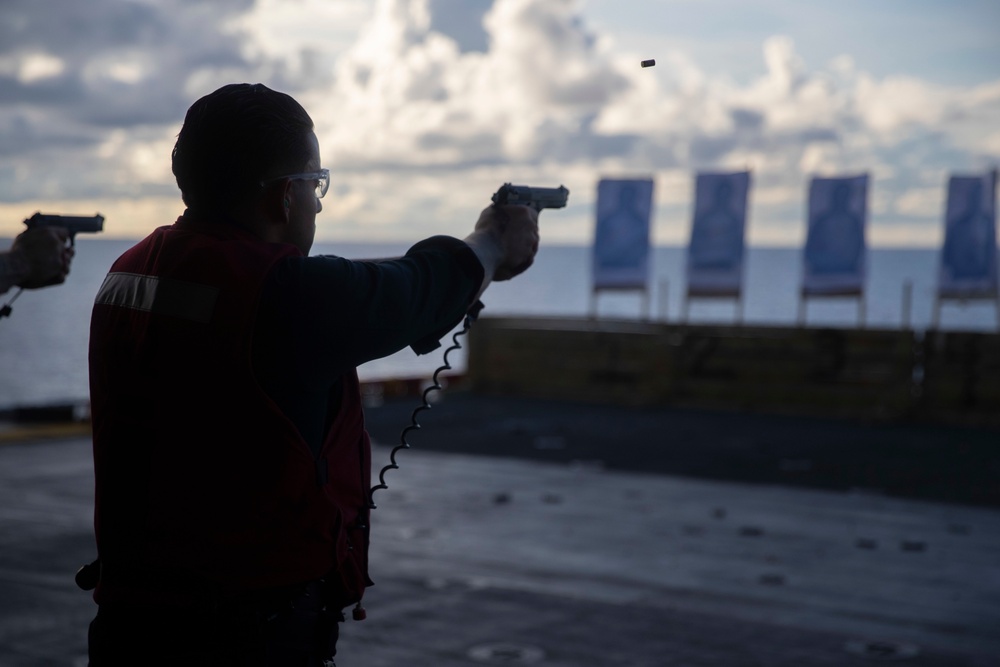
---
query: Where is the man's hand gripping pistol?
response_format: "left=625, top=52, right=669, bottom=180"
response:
left=469, top=182, right=568, bottom=317
left=24, top=212, right=105, bottom=246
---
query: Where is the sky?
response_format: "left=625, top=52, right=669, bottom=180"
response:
left=1, top=0, right=998, bottom=247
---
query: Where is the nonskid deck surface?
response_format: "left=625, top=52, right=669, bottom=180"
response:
left=1, top=395, right=998, bottom=666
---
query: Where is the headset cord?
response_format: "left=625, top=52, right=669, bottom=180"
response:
left=368, top=301, right=484, bottom=510
left=0, top=287, right=24, bottom=320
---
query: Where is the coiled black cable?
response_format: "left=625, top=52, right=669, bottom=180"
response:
left=0, top=287, right=24, bottom=320
left=368, top=303, right=482, bottom=509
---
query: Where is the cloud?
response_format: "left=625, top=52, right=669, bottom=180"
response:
left=0, top=0, right=258, bottom=206
left=0, top=0, right=254, bottom=120
left=0, top=0, right=997, bottom=245
left=309, top=0, right=630, bottom=167
left=303, top=3, right=998, bottom=243
left=314, top=3, right=995, bottom=185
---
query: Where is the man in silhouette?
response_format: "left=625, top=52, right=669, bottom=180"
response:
left=86, top=82, right=539, bottom=666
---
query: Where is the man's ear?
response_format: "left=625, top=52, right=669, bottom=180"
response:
left=261, top=179, right=293, bottom=224
left=279, top=180, right=296, bottom=224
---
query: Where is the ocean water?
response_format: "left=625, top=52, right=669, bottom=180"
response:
left=0, top=238, right=997, bottom=408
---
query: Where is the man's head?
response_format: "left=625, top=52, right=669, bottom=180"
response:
left=172, top=83, right=324, bottom=253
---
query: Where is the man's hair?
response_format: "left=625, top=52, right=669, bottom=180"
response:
left=172, top=83, right=315, bottom=213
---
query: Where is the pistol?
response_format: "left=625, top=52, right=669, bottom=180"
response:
left=492, top=183, right=569, bottom=212
left=24, top=212, right=105, bottom=246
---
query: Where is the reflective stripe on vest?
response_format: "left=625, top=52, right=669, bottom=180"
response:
left=95, top=271, right=219, bottom=324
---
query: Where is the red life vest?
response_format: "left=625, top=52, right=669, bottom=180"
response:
left=89, top=218, right=372, bottom=608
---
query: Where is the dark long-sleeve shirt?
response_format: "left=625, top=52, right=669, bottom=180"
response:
left=252, top=235, right=484, bottom=455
